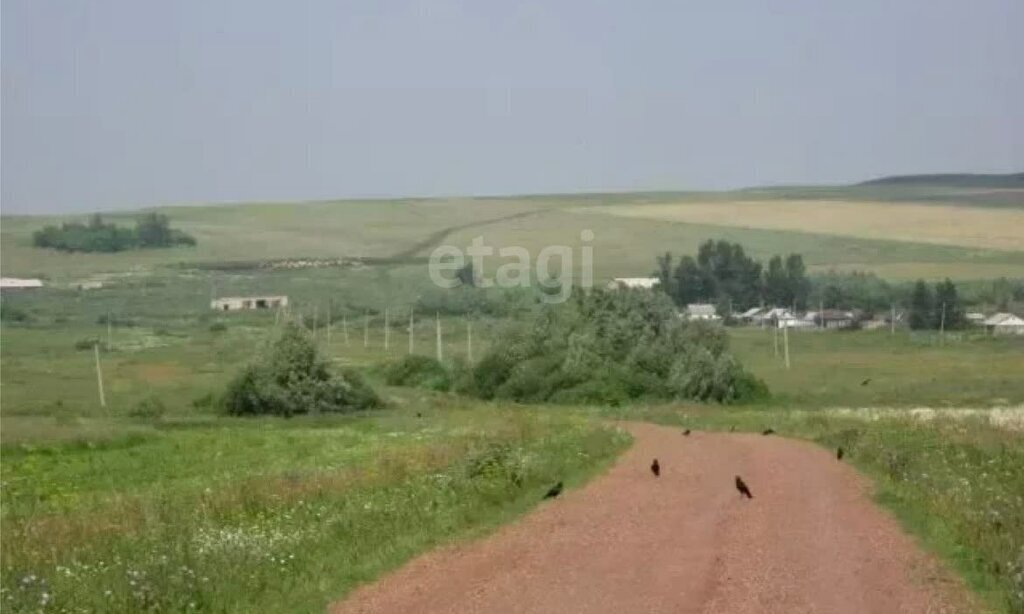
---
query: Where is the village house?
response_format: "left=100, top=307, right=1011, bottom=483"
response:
left=811, top=309, right=856, bottom=330
left=605, top=277, right=660, bottom=291
left=685, top=303, right=720, bottom=321
left=0, top=277, right=43, bottom=292
left=211, top=295, right=289, bottom=312
left=983, top=312, right=1024, bottom=336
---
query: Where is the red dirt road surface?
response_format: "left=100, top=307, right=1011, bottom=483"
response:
left=331, top=423, right=975, bottom=614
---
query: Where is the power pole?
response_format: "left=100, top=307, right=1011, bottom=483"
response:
left=818, top=298, right=824, bottom=331
left=313, top=305, right=319, bottom=339
left=890, top=303, right=896, bottom=336
left=940, top=301, right=946, bottom=345
left=93, top=343, right=106, bottom=408
left=783, top=321, right=791, bottom=370
left=363, top=310, right=369, bottom=348
left=342, top=314, right=349, bottom=345
left=435, top=312, right=443, bottom=361
left=467, top=319, right=473, bottom=363
left=384, top=307, right=390, bottom=351
left=106, top=310, right=112, bottom=351
left=773, top=320, right=779, bottom=357
left=326, top=301, right=332, bottom=345
left=408, top=308, right=415, bottom=354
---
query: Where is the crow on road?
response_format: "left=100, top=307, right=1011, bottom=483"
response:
left=861, top=378, right=872, bottom=386
left=762, top=428, right=775, bottom=435
left=735, top=476, right=753, bottom=498
left=651, top=459, right=661, bottom=477
left=837, top=447, right=844, bottom=461
left=683, top=429, right=691, bottom=436
left=543, top=482, right=563, bottom=500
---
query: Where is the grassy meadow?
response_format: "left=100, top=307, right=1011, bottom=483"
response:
left=2, top=185, right=1023, bottom=611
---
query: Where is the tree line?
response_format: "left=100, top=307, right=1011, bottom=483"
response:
left=654, top=240, right=810, bottom=312
left=32, top=213, right=196, bottom=253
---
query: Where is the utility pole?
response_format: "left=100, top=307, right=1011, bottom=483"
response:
left=773, top=320, right=779, bottom=357
left=326, top=301, right=332, bottom=345
left=93, top=343, right=106, bottom=408
left=384, top=307, right=390, bottom=351
left=435, top=312, right=443, bottom=361
left=940, top=301, right=946, bottom=345
left=342, top=314, right=349, bottom=345
left=467, top=319, right=473, bottom=363
left=818, top=298, right=824, bottom=331
left=363, top=310, right=369, bottom=348
left=890, top=303, right=896, bottom=336
left=313, top=305, right=319, bottom=339
left=783, top=321, right=791, bottom=370
left=408, top=308, right=415, bottom=354
left=106, top=310, right=112, bottom=351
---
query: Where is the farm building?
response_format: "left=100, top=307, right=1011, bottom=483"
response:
left=737, top=306, right=765, bottom=322
left=684, top=303, right=720, bottom=321
left=966, top=312, right=987, bottom=325
left=983, top=312, right=1024, bottom=336
left=211, top=295, right=288, bottom=311
left=810, top=309, right=856, bottom=330
left=606, top=277, right=660, bottom=291
left=0, top=277, right=43, bottom=291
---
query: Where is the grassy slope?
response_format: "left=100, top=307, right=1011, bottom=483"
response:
left=0, top=403, right=630, bottom=612
left=3, top=186, right=1022, bottom=282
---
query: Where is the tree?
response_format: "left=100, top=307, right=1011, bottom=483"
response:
left=653, top=252, right=676, bottom=298
left=933, top=278, right=966, bottom=330
left=763, top=255, right=787, bottom=306
left=784, top=254, right=810, bottom=310
left=821, top=284, right=844, bottom=309
left=909, top=280, right=933, bottom=330
left=135, top=213, right=173, bottom=247
left=455, top=262, right=476, bottom=287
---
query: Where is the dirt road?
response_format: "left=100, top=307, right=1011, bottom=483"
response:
left=331, top=423, right=973, bottom=613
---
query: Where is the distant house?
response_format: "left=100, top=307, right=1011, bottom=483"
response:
left=685, top=303, right=719, bottom=321
left=965, top=312, right=987, bottom=326
left=737, top=306, right=765, bottom=323
left=76, top=281, right=104, bottom=290
left=211, top=295, right=288, bottom=311
left=983, top=313, right=1024, bottom=336
left=606, top=277, right=660, bottom=291
left=0, top=277, right=43, bottom=291
left=814, top=309, right=856, bottom=330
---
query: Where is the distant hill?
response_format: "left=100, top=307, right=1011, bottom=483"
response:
left=858, top=173, right=1024, bottom=189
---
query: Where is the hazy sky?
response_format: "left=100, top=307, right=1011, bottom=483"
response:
left=2, top=0, right=1022, bottom=214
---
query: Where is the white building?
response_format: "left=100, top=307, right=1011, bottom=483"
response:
left=211, top=295, right=288, bottom=311
left=606, top=277, right=660, bottom=291
left=983, top=313, right=1024, bottom=336
left=0, top=277, right=43, bottom=291
left=685, top=303, right=720, bottom=321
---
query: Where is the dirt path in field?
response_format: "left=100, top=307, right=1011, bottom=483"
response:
left=330, top=423, right=975, bottom=614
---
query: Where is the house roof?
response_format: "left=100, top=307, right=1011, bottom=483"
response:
left=608, top=277, right=660, bottom=290
left=738, top=307, right=763, bottom=318
left=985, top=312, right=1024, bottom=326
left=0, top=277, right=43, bottom=289
left=686, top=303, right=717, bottom=316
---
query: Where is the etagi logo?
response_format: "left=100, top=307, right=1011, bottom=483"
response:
left=428, top=230, right=595, bottom=304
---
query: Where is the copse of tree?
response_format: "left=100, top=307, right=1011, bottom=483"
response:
left=909, top=278, right=967, bottom=330
left=655, top=240, right=808, bottom=311
left=221, top=323, right=380, bottom=416
left=32, top=213, right=196, bottom=253
left=909, top=280, right=933, bottom=330
left=466, top=289, right=767, bottom=405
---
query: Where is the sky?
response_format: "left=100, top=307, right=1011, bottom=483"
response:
left=2, top=0, right=1023, bottom=214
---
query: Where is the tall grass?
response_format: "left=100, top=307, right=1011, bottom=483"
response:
left=0, top=408, right=630, bottom=612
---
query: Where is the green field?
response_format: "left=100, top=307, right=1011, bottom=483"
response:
left=3, top=185, right=1022, bottom=282
left=2, top=186, right=1024, bottom=612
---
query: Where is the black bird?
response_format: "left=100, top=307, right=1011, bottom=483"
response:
left=837, top=447, right=844, bottom=461
left=762, top=428, right=775, bottom=436
left=683, top=429, right=691, bottom=436
left=651, top=459, right=661, bottom=477
left=543, top=482, right=563, bottom=500
left=861, top=378, right=872, bottom=386
left=735, top=475, right=753, bottom=499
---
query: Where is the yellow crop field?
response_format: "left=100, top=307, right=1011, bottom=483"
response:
left=579, top=200, right=1024, bottom=252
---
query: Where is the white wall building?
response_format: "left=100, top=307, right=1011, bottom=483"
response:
left=211, top=295, right=288, bottom=311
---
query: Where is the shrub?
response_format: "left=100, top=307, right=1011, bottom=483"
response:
left=468, top=289, right=766, bottom=405
left=208, top=322, right=228, bottom=333
left=383, top=355, right=451, bottom=391
left=129, top=396, right=167, bottom=419
left=221, top=323, right=381, bottom=417
left=74, top=338, right=101, bottom=351
left=0, top=303, right=32, bottom=323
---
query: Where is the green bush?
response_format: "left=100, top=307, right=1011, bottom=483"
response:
left=73, top=338, right=101, bottom=351
left=208, top=322, right=228, bottom=333
left=0, top=303, right=32, bottom=323
left=221, top=323, right=381, bottom=417
left=469, top=289, right=767, bottom=405
left=383, top=355, right=452, bottom=391
left=129, top=396, right=167, bottom=420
